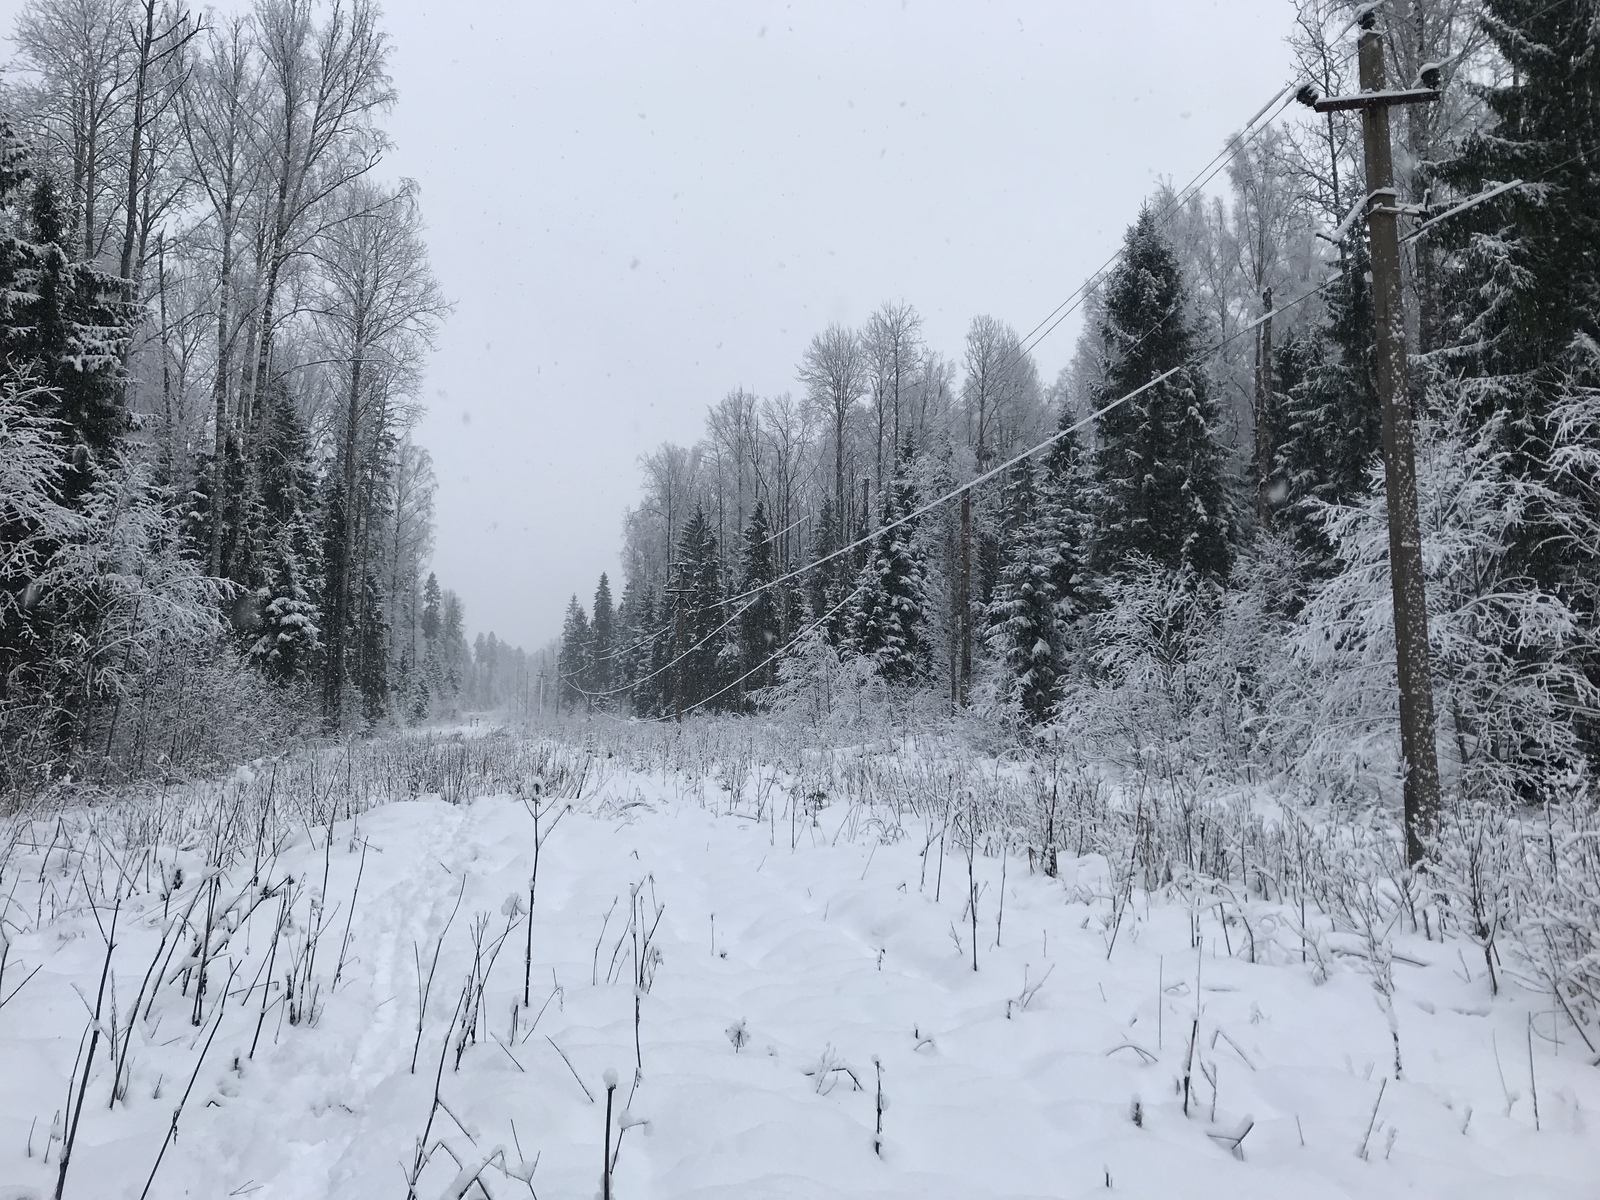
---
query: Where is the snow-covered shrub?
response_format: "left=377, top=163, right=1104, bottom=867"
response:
left=1434, top=795, right=1600, bottom=1048
left=0, top=374, right=80, bottom=610
left=756, top=625, right=844, bottom=727
left=1056, top=548, right=1294, bottom=783
left=1289, top=393, right=1598, bottom=808
left=1, top=455, right=232, bottom=790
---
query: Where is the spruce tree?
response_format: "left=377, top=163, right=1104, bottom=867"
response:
left=249, top=378, right=322, bottom=674
left=1432, top=0, right=1600, bottom=597
left=642, top=590, right=673, bottom=718
left=987, top=419, right=1091, bottom=723
left=808, top=496, right=848, bottom=644
left=440, top=591, right=467, bottom=711
left=851, top=445, right=931, bottom=685
left=628, top=589, right=660, bottom=716
left=250, top=538, right=321, bottom=683
left=1036, top=414, right=1092, bottom=628
left=988, top=465, right=1056, bottom=721
left=1090, top=208, right=1233, bottom=581
left=668, top=506, right=725, bottom=713
left=421, top=573, right=442, bottom=641
left=737, top=500, right=780, bottom=702
left=616, top=574, right=648, bottom=700
left=589, top=573, right=615, bottom=700
left=558, top=595, right=591, bottom=712
left=0, top=129, right=135, bottom=722
left=356, top=572, right=389, bottom=723
left=3, top=170, right=130, bottom=503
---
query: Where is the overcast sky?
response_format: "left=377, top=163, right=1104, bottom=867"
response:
left=377, top=1, right=1298, bottom=651
left=7, top=0, right=1301, bottom=651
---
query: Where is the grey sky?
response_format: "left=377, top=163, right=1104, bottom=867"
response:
left=380, top=1, right=1296, bottom=651
left=5, top=0, right=1299, bottom=651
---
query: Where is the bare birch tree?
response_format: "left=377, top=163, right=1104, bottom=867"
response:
left=308, top=178, right=445, bottom=726
left=798, top=323, right=866, bottom=524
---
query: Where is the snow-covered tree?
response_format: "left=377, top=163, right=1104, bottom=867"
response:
left=850, top=445, right=931, bottom=686
left=588, top=573, right=615, bottom=700
left=1090, top=208, right=1233, bottom=582
left=558, top=595, right=590, bottom=713
left=1292, top=390, right=1600, bottom=807
left=988, top=464, right=1058, bottom=723
left=737, top=500, right=780, bottom=702
left=987, top=416, right=1093, bottom=724
left=668, top=506, right=726, bottom=714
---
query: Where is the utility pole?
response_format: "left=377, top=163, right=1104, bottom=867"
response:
left=1311, top=8, right=1442, bottom=864
left=958, top=489, right=972, bottom=707
left=1255, top=286, right=1274, bottom=524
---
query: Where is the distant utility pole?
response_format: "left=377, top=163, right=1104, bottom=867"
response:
left=1310, top=7, right=1442, bottom=865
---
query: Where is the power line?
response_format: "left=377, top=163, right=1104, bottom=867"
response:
left=634, top=276, right=1339, bottom=720
left=571, top=273, right=1338, bottom=703
left=587, top=76, right=1310, bottom=673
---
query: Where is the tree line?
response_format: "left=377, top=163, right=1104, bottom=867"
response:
left=0, top=0, right=523, bottom=791
left=560, top=0, right=1599, bottom=811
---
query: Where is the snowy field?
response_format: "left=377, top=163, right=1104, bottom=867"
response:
left=1, top=727, right=1596, bottom=1200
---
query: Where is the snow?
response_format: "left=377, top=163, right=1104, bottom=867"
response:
left=1, top=739, right=1596, bottom=1199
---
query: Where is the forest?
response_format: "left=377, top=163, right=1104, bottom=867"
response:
left=561, top=0, right=1599, bottom=830
left=0, top=0, right=538, bottom=792
left=1, top=2, right=1598, bottom=1198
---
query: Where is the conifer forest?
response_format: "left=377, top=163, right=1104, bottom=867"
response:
left=1, top=2, right=1598, bottom=1198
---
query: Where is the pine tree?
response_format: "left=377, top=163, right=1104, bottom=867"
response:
left=851, top=445, right=931, bottom=685
left=589, top=573, right=615, bottom=701
left=1090, top=208, right=1233, bottom=581
left=737, top=501, right=780, bottom=703
left=558, top=595, right=591, bottom=712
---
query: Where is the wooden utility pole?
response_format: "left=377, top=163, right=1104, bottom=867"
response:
left=1255, top=286, right=1275, bottom=523
left=1313, top=9, right=1441, bottom=864
left=958, top=489, right=972, bottom=706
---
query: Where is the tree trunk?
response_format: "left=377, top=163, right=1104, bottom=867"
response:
left=208, top=219, right=235, bottom=578
left=119, top=0, right=157, bottom=292
left=325, top=353, right=363, bottom=729
left=1255, top=287, right=1275, bottom=524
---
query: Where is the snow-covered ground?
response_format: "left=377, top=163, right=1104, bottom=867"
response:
left=1, top=741, right=1596, bottom=1199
